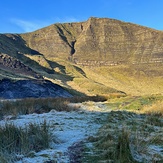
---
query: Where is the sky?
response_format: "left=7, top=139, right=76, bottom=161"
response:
left=0, top=0, right=163, bottom=33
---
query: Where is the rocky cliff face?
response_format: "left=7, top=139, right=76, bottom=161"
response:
left=21, top=17, right=163, bottom=66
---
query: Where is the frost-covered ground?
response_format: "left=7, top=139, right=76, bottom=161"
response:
left=0, top=101, right=163, bottom=163
left=0, top=102, right=108, bottom=163
left=82, top=102, right=163, bottom=163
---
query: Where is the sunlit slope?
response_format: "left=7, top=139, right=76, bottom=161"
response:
left=21, top=17, right=163, bottom=65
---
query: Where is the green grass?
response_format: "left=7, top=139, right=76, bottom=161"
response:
left=141, top=100, right=163, bottom=116
left=73, top=77, right=122, bottom=95
left=40, top=62, right=163, bottom=96
left=83, top=111, right=163, bottom=162
left=84, top=127, right=140, bottom=163
left=105, top=94, right=163, bottom=111
left=81, top=64, right=163, bottom=96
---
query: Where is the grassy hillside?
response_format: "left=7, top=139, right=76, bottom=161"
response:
left=19, top=17, right=163, bottom=96
left=0, top=17, right=163, bottom=96
left=37, top=58, right=162, bottom=96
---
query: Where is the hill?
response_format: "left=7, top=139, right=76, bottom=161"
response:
left=0, top=17, right=163, bottom=96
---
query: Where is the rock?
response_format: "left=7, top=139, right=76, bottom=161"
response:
left=0, top=79, right=72, bottom=99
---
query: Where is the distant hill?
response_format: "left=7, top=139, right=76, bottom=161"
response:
left=0, top=17, right=163, bottom=96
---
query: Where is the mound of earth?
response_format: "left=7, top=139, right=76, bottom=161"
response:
left=0, top=79, right=72, bottom=99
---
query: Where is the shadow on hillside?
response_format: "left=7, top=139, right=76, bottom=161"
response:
left=47, top=60, right=66, bottom=74
left=0, top=34, right=55, bottom=74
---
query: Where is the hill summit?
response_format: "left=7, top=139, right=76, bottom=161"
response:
left=21, top=17, right=163, bottom=65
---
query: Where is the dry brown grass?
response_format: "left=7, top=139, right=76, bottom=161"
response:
left=141, top=100, right=163, bottom=116
left=0, top=95, right=107, bottom=119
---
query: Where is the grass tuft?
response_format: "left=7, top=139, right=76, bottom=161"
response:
left=115, top=129, right=137, bottom=163
left=0, top=120, right=51, bottom=162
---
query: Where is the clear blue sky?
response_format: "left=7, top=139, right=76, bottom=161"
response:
left=1, top=0, right=163, bottom=33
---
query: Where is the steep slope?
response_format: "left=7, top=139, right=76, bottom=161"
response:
left=0, top=34, right=55, bottom=79
left=21, top=22, right=83, bottom=59
left=74, top=17, right=163, bottom=65
left=21, top=17, right=163, bottom=65
left=19, top=17, right=163, bottom=95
